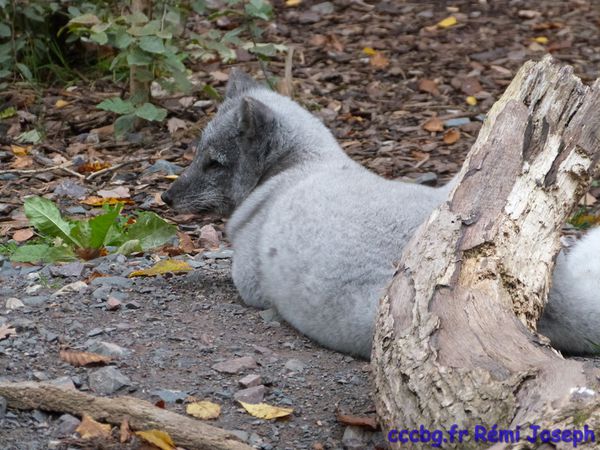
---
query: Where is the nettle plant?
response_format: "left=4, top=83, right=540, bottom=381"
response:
left=67, top=0, right=284, bottom=136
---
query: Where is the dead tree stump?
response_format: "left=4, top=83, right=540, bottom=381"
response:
left=373, top=55, right=600, bottom=449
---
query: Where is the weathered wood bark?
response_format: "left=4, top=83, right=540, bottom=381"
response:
left=373, top=55, right=600, bottom=449
left=0, top=381, right=252, bottom=450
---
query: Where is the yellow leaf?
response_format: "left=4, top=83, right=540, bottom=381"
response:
left=55, top=99, right=70, bottom=108
left=186, top=401, right=221, bottom=420
left=128, top=259, right=193, bottom=278
left=80, top=196, right=134, bottom=206
left=437, top=16, right=457, bottom=28
left=362, top=47, right=377, bottom=56
left=135, top=430, right=175, bottom=450
left=534, top=36, right=548, bottom=44
left=466, top=96, right=477, bottom=106
left=76, top=414, right=112, bottom=439
left=164, top=174, right=179, bottom=180
left=239, top=401, right=294, bottom=420
left=10, top=145, right=30, bottom=156
left=285, top=0, right=302, bottom=6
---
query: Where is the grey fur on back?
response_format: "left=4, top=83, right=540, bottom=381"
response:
left=162, top=70, right=600, bottom=359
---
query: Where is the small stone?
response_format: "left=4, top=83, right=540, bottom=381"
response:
left=228, top=430, right=250, bottom=443
left=5, top=297, right=25, bottom=310
left=444, top=117, right=471, bottom=127
left=342, top=426, right=372, bottom=449
left=259, top=308, right=281, bottom=323
left=415, top=172, right=438, bottom=186
left=49, top=376, right=76, bottom=390
left=234, top=385, right=266, bottom=404
left=51, top=281, right=87, bottom=297
left=152, top=389, right=188, bottom=403
left=239, top=374, right=262, bottom=388
left=50, top=262, right=85, bottom=278
left=92, top=286, right=112, bottom=301
left=87, top=328, right=104, bottom=337
left=284, top=359, right=306, bottom=373
left=106, top=295, right=122, bottom=310
left=87, top=341, right=131, bottom=358
left=90, top=276, right=132, bottom=288
left=212, top=356, right=258, bottom=374
left=125, top=300, right=141, bottom=309
left=199, top=224, right=220, bottom=249
left=202, top=248, right=234, bottom=259
left=25, top=284, right=43, bottom=294
left=54, top=180, right=88, bottom=199
left=88, top=366, right=132, bottom=394
left=22, top=295, right=49, bottom=307
left=52, top=414, right=81, bottom=437
left=310, top=1, right=334, bottom=15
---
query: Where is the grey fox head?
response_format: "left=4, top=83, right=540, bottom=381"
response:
left=161, top=70, right=276, bottom=215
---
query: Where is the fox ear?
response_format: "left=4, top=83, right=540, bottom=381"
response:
left=226, top=69, right=260, bottom=99
left=239, top=97, right=274, bottom=139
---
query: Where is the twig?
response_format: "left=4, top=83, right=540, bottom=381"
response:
left=85, top=156, right=153, bottom=181
left=0, top=161, right=77, bottom=176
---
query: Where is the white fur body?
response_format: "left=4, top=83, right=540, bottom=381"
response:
left=223, top=89, right=600, bottom=359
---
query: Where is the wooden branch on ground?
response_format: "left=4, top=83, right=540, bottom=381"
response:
left=0, top=381, right=252, bottom=450
left=0, top=161, right=84, bottom=179
left=373, top=55, right=600, bottom=449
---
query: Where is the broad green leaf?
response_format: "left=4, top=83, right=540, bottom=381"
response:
left=24, top=197, right=82, bottom=248
left=125, top=211, right=176, bottom=250
left=116, top=239, right=143, bottom=255
left=123, top=12, right=149, bottom=25
left=97, top=97, right=135, bottom=115
left=69, top=13, right=101, bottom=26
left=90, top=31, right=108, bottom=45
left=245, top=0, right=273, bottom=20
left=127, top=47, right=153, bottom=65
left=17, top=129, right=42, bottom=144
left=113, top=29, right=133, bottom=49
left=191, top=0, right=207, bottom=14
left=134, top=103, right=167, bottom=122
left=114, top=114, right=136, bottom=137
left=11, top=244, right=75, bottom=263
left=139, top=36, right=165, bottom=54
left=0, top=23, right=11, bottom=38
left=16, top=63, right=33, bottom=82
left=0, top=106, right=17, bottom=119
left=88, top=204, right=123, bottom=248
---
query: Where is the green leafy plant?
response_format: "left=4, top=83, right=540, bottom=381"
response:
left=11, top=196, right=176, bottom=263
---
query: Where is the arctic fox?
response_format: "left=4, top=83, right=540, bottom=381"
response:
left=162, top=71, right=600, bottom=359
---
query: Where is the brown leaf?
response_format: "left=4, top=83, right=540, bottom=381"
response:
left=12, top=228, right=34, bottom=242
left=370, top=52, right=389, bottom=70
left=75, top=247, right=107, bottom=260
left=97, top=186, right=130, bottom=199
left=461, top=77, right=482, bottom=96
left=418, top=79, right=440, bottom=96
left=59, top=349, right=113, bottom=367
left=120, top=417, right=132, bottom=444
left=443, top=128, right=461, bottom=145
left=178, top=231, right=196, bottom=253
left=422, top=117, right=444, bottom=132
left=11, top=155, right=33, bottom=169
left=77, top=161, right=111, bottom=174
left=336, top=412, right=380, bottom=431
left=167, top=117, right=188, bottom=134
left=0, top=324, right=17, bottom=340
left=76, top=414, right=112, bottom=439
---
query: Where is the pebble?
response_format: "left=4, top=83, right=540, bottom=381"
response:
left=50, top=262, right=85, bottom=278
left=152, top=389, right=188, bottom=403
left=87, top=328, right=104, bottom=337
left=25, top=284, right=43, bottom=294
left=212, top=356, right=258, bottom=374
left=92, top=286, right=112, bottom=300
left=90, top=276, right=132, bottom=288
left=51, top=281, right=87, bottom=297
left=202, top=249, right=234, bottom=259
left=88, top=366, right=132, bottom=395
left=86, top=341, right=131, bottom=358
left=49, top=376, right=76, bottom=390
left=284, top=359, right=306, bottom=373
left=125, top=300, right=141, bottom=309
left=106, top=296, right=122, bottom=311
left=444, top=117, right=471, bottom=127
left=22, top=296, right=49, bottom=307
left=234, top=385, right=266, bottom=404
left=51, top=414, right=80, bottom=437
left=5, top=297, right=25, bottom=310
left=239, top=374, right=262, bottom=388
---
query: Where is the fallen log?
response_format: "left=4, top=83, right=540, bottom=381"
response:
left=373, top=55, right=600, bottom=449
left=0, top=381, right=252, bottom=450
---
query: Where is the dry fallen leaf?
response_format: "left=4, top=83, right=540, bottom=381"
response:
left=186, top=401, right=221, bottom=420
left=362, top=47, right=377, bottom=56
left=12, top=228, right=34, bottom=242
left=81, top=196, right=134, bottom=206
left=167, top=117, right=188, bottom=134
left=178, top=231, right=196, bottom=253
left=76, top=414, right=112, bottom=439
left=336, top=412, right=380, bottom=431
left=55, top=99, right=70, bottom=108
left=443, top=128, right=461, bottom=145
left=128, top=259, right=193, bottom=278
left=11, top=155, right=33, bottom=169
left=10, top=144, right=30, bottom=156
left=97, top=186, right=130, bottom=199
left=422, top=117, right=444, bottom=132
left=0, top=324, right=17, bottom=340
left=59, top=349, right=113, bottom=367
left=239, top=401, right=294, bottom=420
left=370, top=51, right=389, bottom=69
left=120, top=417, right=132, bottom=444
left=164, top=174, right=179, bottom=180
left=135, top=430, right=175, bottom=450
left=77, top=161, right=111, bottom=174
left=437, top=16, right=457, bottom=28
left=418, top=79, right=440, bottom=96
left=534, top=36, right=549, bottom=44
left=285, top=0, right=302, bottom=6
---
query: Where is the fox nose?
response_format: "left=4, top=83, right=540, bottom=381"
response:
left=161, top=190, right=173, bottom=206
